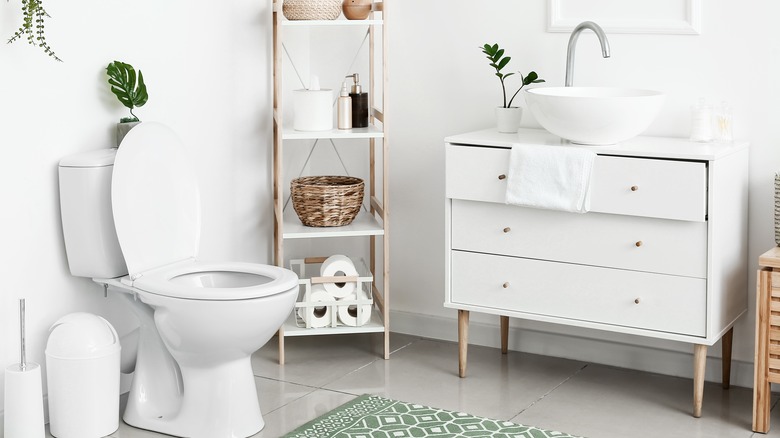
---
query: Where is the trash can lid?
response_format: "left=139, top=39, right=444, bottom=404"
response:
left=46, top=313, right=120, bottom=359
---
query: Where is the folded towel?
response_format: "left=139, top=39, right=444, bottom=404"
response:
left=505, top=144, right=596, bottom=213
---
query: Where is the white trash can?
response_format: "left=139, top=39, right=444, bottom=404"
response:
left=46, top=313, right=121, bottom=438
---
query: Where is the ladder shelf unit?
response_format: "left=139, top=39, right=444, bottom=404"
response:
left=272, top=0, right=389, bottom=364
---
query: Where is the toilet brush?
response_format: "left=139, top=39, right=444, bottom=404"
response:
left=4, top=299, right=45, bottom=438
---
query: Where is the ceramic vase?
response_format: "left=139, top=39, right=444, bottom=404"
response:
left=496, top=107, right=522, bottom=133
left=116, top=121, right=140, bottom=147
left=342, top=0, right=371, bottom=20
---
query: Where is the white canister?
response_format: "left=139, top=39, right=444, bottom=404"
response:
left=690, top=98, right=713, bottom=142
left=293, top=89, right=333, bottom=131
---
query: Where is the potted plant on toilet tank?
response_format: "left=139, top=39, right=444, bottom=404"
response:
left=481, top=43, right=544, bottom=133
left=106, top=60, right=148, bottom=146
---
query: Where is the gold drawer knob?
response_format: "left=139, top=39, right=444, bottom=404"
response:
left=503, top=227, right=511, bottom=233
left=634, top=298, right=641, bottom=304
left=502, top=282, right=510, bottom=289
left=630, top=185, right=639, bottom=192
left=498, top=174, right=507, bottom=180
left=635, top=241, right=643, bottom=247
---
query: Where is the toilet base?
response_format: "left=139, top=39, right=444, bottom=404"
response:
left=125, top=357, right=264, bottom=438
left=105, top=283, right=267, bottom=438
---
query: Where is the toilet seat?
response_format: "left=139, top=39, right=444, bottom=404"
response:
left=112, top=122, right=201, bottom=279
left=132, top=260, right=298, bottom=300
left=112, top=122, right=297, bottom=301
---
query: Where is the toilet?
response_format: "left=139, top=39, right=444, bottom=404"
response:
left=58, top=122, right=298, bottom=438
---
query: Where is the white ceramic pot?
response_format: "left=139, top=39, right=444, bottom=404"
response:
left=496, top=107, right=523, bottom=133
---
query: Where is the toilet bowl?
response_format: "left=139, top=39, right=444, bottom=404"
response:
left=58, top=122, right=299, bottom=438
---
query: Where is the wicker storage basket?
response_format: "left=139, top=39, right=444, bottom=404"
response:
left=282, top=0, right=342, bottom=20
left=292, top=176, right=364, bottom=227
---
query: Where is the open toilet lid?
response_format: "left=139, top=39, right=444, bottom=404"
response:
left=112, top=122, right=201, bottom=278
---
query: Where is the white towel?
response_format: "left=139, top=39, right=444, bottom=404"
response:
left=505, top=144, right=596, bottom=213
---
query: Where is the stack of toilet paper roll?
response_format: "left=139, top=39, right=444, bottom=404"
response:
left=297, top=255, right=372, bottom=328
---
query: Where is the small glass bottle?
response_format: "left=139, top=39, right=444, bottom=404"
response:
left=690, top=98, right=713, bottom=142
left=715, top=101, right=733, bottom=142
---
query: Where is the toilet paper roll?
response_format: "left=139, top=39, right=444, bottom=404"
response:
left=320, top=255, right=358, bottom=299
left=337, top=290, right=372, bottom=327
left=293, top=89, right=333, bottom=131
left=4, top=362, right=45, bottom=438
left=297, top=285, right=335, bottom=329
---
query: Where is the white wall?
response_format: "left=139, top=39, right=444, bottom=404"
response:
left=2, top=0, right=778, bottom=428
left=387, top=0, right=780, bottom=388
left=0, top=0, right=273, bottom=423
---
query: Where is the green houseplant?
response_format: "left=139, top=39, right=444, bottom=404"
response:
left=106, top=60, right=148, bottom=146
left=481, top=43, right=544, bottom=132
left=7, top=0, right=60, bottom=61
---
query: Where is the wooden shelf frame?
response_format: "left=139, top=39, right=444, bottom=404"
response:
left=272, top=0, right=390, bottom=364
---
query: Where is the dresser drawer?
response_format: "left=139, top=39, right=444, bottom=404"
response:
left=450, top=250, right=706, bottom=336
left=451, top=200, right=707, bottom=278
left=590, top=156, right=707, bottom=222
left=445, top=144, right=707, bottom=221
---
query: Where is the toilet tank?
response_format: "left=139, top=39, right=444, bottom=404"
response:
left=58, top=149, right=127, bottom=278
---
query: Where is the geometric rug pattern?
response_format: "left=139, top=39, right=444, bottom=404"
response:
left=282, top=394, right=585, bottom=438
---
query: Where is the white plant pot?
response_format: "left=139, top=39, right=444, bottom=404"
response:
left=116, top=121, right=140, bottom=147
left=495, top=107, right=523, bottom=133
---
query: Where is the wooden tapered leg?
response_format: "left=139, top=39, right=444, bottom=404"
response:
left=721, top=327, right=733, bottom=389
left=278, top=329, right=285, bottom=365
left=500, top=316, right=509, bottom=354
left=693, top=344, right=707, bottom=418
left=754, top=269, right=772, bottom=433
left=458, top=310, right=469, bottom=378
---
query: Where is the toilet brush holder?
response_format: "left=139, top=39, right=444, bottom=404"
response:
left=4, top=299, right=45, bottom=438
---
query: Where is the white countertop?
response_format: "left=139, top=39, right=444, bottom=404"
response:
left=445, top=128, right=749, bottom=161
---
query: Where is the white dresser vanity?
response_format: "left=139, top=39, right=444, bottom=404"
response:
left=444, top=128, right=749, bottom=417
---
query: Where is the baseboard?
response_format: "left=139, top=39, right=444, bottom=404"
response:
left=389, top=309, right=756, bottom=389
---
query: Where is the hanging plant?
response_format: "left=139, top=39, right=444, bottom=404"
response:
left=7, top=0, right=61, bottom=61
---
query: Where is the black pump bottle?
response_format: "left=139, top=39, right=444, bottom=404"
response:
left=346, top=73, right=368, bottom=128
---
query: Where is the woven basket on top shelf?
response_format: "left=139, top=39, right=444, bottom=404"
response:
left=282, top=0, right=342, bottom=20
left=292, top=176, right=364, bottom=227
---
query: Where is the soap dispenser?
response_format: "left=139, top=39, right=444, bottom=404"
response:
left=346, top=73, right=368, bottom=128
left=338, top=81, right=352, bottom=130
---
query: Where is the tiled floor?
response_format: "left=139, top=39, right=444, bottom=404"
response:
left=50, top=333, right=780, bottom=437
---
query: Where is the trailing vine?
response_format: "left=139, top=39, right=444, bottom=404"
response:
left=7, top=0, right=61, bottom=61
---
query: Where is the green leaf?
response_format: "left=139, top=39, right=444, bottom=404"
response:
left=135, top=71, right=148, bottom=107
left=106, top=60, right=149, bottom=112
left=522, top=71, right=539, bottom=86
left=497, top=57, right=510, bottom=71
left=503, top=72, right=515, bottom=79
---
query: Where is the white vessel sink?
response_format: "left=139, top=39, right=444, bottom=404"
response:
left=524, top=87, right=665, bottom=145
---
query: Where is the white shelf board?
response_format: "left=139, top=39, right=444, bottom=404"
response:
left=283, top=207, right=384, bottom=239
left=280, top=19, right=383, bottom=27
left=281, top=309, right=385, bottom=336
left=282, top=125, right=384, bottom=140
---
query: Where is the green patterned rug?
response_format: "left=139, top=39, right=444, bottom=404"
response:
left=283, top=394, right=584, bottom=438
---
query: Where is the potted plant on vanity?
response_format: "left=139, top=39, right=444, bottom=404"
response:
left=481, top=43, right=544, bottom=133
left=106, top=60, right=148, bottom=146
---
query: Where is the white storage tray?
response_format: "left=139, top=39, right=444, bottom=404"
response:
left=290, top=256, right=374, bottom=329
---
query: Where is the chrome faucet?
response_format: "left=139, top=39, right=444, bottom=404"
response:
left=565, top=21, right=611, bottom=87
